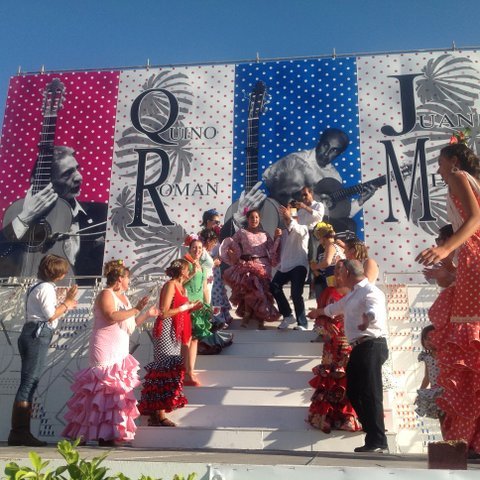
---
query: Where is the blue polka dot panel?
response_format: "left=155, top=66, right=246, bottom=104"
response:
left=232, top=58, right=363, bottom=241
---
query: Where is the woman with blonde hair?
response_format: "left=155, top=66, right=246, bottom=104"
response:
left=343, top=238, right=379, bottom=284
left=307, top=258, right=361, bottom=433
left=310, top=222, right=345, bottom=298
left=63, top=260, right=157, bottom=446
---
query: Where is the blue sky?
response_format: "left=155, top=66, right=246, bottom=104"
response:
left=0, top=0, right=479, bottom=121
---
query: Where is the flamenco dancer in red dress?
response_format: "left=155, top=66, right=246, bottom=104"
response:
left=417, top=139, right=480, bottom=456
left=307, top=284, right=361, bottom=433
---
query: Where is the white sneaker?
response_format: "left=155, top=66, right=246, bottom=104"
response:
left=277, top=315, right=296, bottom=329
left=293, top=325, right=308, bottom=331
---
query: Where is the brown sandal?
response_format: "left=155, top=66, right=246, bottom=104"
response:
left=148, top=415, right=176, bottom=427
left=158, top=418, right=176, bottom=427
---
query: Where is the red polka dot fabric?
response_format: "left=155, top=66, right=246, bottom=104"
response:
left=429, top=185, right=480, bottom=452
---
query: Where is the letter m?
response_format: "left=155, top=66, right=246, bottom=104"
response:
left=380, top=138, right=435, bottom=222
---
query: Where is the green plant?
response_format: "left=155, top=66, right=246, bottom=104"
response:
left=4, top=439, right=196, bottom=480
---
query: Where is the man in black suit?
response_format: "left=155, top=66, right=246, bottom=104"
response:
left=0, top=146, right=107, bottom=282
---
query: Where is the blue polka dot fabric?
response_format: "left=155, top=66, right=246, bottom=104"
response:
left=232, top=57, right=363, bottom=234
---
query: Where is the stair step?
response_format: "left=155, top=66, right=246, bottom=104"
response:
left=221, top=341, right=322, bottom=356
left=226, top=329, right=318, bottom=343
left=152, top=404, right=309, bottom=429
left=183, top=386, right=312, bottom=406
left=140, top=404, right=393, bottom=431
left=133, top=426, right=397, bottom=452
left=195, top=369, right=313, bottom=388
left=195, top=355, right=320, bottom=372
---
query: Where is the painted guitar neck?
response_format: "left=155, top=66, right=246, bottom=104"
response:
left=32, top=115, right=58, bottom=196
left=245, top=114, right=260, bottom=192
left=329, top=176, right=387, bottom=203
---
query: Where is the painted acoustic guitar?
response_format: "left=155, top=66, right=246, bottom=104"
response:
left=221, top=81, right=281, bottom=239
left=2, top=79, right=73, bottom=277
left=314, top=164, right=413, bottom=219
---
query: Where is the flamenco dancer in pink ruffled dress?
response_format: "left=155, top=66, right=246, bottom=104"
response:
left=417, top=140, right=480, bottom=456
left=222, top=208, right=280, bottom=329
left=62, top=260, right=158, bottom=446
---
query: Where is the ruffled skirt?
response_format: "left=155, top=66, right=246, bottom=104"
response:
left=191, top=304, right=213, bottom=340
left=138, top=362, right=187, bottom=414
left=308, top=370, right=362, bottom=433
left=223, top=260, right=280, bottom=322
left=211, top=266, right=233, bottom=324
left=430, top=286, right=480, bottom=452
left=308, top=311, right=361, bottom=433
left=138, top=318, right=187, bottom=414
left=415, top=386, right=443, bottom=419
left=62, top=354, right=140, bottom=442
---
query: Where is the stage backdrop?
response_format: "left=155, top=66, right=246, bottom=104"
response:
left=1, top=48, right=479, bottom=453
left=1, top=50, right=480, bottom=281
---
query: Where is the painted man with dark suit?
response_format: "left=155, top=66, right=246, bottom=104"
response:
left=0, top=146, right=107, bottom=281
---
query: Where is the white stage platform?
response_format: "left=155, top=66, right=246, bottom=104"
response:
left=0, top=445, right=479, bottom=479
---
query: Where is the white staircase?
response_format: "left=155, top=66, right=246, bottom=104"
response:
left=133, top=324, right=396, bottom=452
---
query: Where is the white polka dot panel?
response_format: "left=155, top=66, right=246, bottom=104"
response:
left=357, top=50, right=480, bottom=281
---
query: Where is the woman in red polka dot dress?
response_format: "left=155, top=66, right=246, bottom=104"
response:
left=417, top=142, right=480, bottom=455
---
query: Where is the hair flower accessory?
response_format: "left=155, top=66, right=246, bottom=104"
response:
left=313, top=221, right=335, bottom=240
left=243, top=207, right=250, bottom=216
left=313, top=221, right=333, bottom=232
left=449, top=128, right=470, bottom=145
left=117, top=259, right=124, bottom=265
left=171, top=259, right=184, bottom=269
left=184, top=233, right=199, bottom=247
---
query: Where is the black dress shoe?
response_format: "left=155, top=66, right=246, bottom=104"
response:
left=354, top=445, right=389, bottom=453
left=468, top=449, right=480, bottom=460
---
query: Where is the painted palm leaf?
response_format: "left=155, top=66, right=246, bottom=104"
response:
left=116, top=70, right=195, bottom=183
left=417, top=54, right=480, bottom=108
left=410, top=183, right=449, bottom=235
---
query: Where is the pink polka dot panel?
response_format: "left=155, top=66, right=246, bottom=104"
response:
left=0, top=71, right=119, bottom=220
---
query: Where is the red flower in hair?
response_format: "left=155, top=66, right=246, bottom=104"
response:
left=449, top=128, right=470, bottom=145
left=183, top=234, right=199, bottom=247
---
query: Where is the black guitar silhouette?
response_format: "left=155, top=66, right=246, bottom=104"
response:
left=2, top=79, right=73, bottom=276
left=221, top=81, right=281, bottom=238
